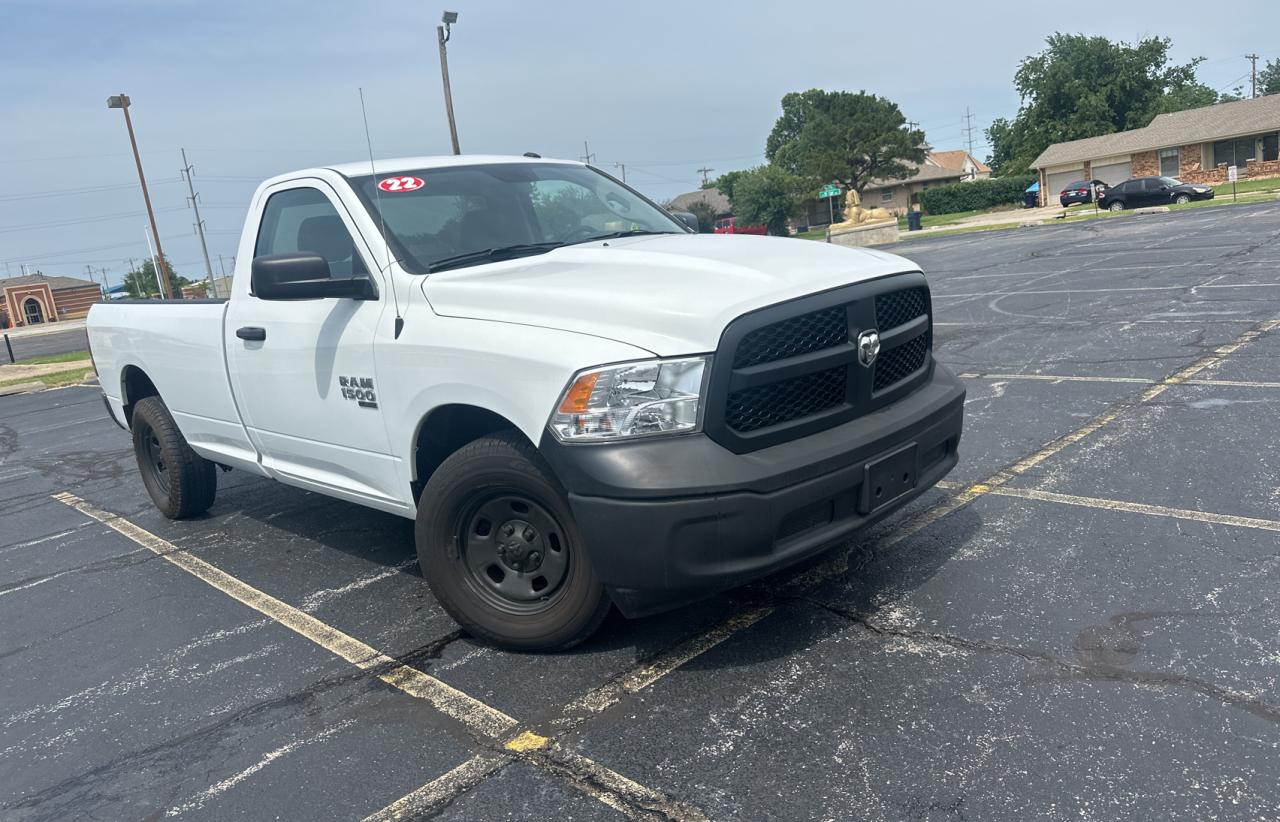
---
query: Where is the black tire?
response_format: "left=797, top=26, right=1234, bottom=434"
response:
left=1174, top=194, right=1191, bottom=205
left=1108, top=200, right=1125, bottom=212
left=130, top=396, right=217, bottom=519
left=415, top=432, right=610, bottom=651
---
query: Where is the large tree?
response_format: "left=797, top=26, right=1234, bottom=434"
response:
left=720, top=165, right=808, bottom=236
left=766, top=90, right=926, bottom=193
left=124, top=255, right=189, bottom=298
left=1260, top=58, right=1280, bottom=96
left=986, top=34, right=1208, bottom=175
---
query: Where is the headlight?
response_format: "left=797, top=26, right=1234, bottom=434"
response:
left=549, top=357, right=709, bottom=442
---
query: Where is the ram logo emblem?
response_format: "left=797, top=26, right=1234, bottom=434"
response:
left=856, top=330, right=880, bottom=368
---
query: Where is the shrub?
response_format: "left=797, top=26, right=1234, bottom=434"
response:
left=917, top=174, right=1036, bottom=215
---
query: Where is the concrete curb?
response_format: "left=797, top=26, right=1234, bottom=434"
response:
left=0, top=381, right=46, bottom=396
left=1134, top=206, right=1171, bottom=215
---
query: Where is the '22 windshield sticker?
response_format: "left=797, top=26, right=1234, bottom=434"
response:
left=339, top=376, right=378, bottom=409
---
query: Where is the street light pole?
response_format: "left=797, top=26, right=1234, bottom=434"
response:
left=107, top=94, right=173, bottom=299
left=437, top=12, right=461, bottom=155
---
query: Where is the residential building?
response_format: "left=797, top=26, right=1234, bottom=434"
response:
left=861, top=151, right=992, bottom=214
left=1031, top=94, right=1280, bottom=205
left=0, top=273, right=103, bottom=328
left=667, top=188, right=731, bottom=219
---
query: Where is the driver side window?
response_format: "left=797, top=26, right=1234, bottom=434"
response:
left=256, top=188, right=369, bottom=278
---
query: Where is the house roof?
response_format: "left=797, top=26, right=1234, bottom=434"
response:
left=0, top=273, right=97, bottom=291
left=1032, top=94, right=1280, bottom=169
left=667, top=187, right=731, bottom=215
left=928, top=150, right=991, bottom=174
left=863, top=161, right=964, bottom=191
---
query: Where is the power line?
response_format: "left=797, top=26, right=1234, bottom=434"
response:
left=0, top=205, right=185, bottom=234
left=0, top=179, right=183, bottom=203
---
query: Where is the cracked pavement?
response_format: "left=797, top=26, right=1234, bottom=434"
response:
left=3, top=200, right=1280, bottom=820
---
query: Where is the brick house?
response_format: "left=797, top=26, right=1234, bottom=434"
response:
left=861, top=151, right=992, bottom=215
left=1032, top=94, right=1280, bottom=205
left=0, top=273, right=103, bottom=329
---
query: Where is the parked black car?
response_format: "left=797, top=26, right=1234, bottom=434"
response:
left=1059, top=179, right=1106, bottom=207
left=1097, top=176, right=1214, bottom=211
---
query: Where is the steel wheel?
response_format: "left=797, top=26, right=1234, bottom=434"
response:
left=1109, top=201, right=1124, bottom=212
left=1175, top=194, right=1190, bottom=205
left=140, top=422, right=171, bottom=493
left=455, top=491, right=571, bottom=615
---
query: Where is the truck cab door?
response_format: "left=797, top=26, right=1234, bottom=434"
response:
left=224, top=180, right=405, bottom=513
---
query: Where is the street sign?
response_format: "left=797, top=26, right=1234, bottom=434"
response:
left=819, top=184, right=841, bottom=199
left=1228, top=165, right=1238, bottom=182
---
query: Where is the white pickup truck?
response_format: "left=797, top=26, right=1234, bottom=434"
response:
left=88, top=155, right=964, bottom=650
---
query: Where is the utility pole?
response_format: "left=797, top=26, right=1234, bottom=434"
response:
left=181, top=148, right=219, bottom=298
left=1246, top=53, right=1260, bottom=98
left=697, top=166, right=714, bottom=186
left=437, top=11, right=461, bottom=154
left=218, top=254, right=227, bottom=278
left=107, top=94, right=173, bottom=299
left=98, top=267, right=110, bottom=299
left=614, top=162, right=626, bottom=183
left=580, top=141, right=595, bottom=165
left=963, top=108, right=976, bottom=157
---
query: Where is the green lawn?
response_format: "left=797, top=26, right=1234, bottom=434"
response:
left=14, top=350, right=91, bottom=365
left=0, top=366, right=95, bottom=390
left=1210, top=177, right=1280, bottom=196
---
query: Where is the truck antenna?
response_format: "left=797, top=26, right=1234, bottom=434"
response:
left=359, top=87, right=404, bottom=339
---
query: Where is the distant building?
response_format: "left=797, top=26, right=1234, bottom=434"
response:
left=667, top=188, right=732, bottom=218
left=861, top=151, right=992, bottom=214
left=0, top=273, right=102, bottom=329
left=1031, top=94, right=1280, bottom=205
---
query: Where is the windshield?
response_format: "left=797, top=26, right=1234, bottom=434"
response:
left=349, top=163, right=685, bottom=274
left=1159, top=177, right=1183, bottom=187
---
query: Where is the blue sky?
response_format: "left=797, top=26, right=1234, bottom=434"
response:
left=2, top=0, right=1276, bottom=287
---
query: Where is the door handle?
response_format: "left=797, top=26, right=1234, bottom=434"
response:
left=236, top=326, right=266, bottom=341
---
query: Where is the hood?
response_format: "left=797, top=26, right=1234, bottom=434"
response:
left=421, top=233, right=918, bottom=356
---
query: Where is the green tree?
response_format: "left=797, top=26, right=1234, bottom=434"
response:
left=722, top=165, right=808, bottom=236
left=683, top=200, right=718, bottom=233
left=124, top=255, right=188, bottom=298
left=987, top=34, right=1206, bottom=174
left=712, top=169, right=746, bottom=202
left=766, top=89, right=926, bottom=194
left=1260, top=58, right=1280, bottom=96
left=1153, top=80, right=1224, bottom=115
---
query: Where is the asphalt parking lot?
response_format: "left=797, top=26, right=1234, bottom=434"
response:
left=3, top=200, right=1280, bottom=821
left=2, top=326, right=89, bottom=362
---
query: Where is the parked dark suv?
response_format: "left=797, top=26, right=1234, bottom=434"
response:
left=1097, top=176, right=1214, bottom=211
left=1059, top=179, right=1106, bottom=207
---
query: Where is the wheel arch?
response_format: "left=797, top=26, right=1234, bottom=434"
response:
left=119, top=365, right=160, bottom=427
left=410, top=403, right=530, bottom=502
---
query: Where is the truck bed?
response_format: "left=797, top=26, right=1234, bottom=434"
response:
left=88, top=301, right=262, bottom=473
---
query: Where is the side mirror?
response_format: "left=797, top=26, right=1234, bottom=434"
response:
left=671, top=211, right=699, bottom=232
left=251, top=253, right=376, bottom=301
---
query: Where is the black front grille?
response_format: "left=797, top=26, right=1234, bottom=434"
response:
left=707, top=274, right=933, bottom=453
left=875, top=286, right=928, bottom=330
left=725, top=367, right=846, bottom=432
left=733, top=305, right=848, bottom=368
left=873, top=333, right=929, bottom=391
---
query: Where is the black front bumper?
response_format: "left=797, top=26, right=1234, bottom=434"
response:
left=539, top=364, right=966, bottom=617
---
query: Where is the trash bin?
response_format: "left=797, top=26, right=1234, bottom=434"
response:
left=907, top=210, right=922, bottom=231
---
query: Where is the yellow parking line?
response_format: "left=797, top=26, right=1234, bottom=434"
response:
left=360, top=753, right=509, bottom=822
left=52, top=491, right=518, bottom=739
left=959, top=372, right=1280, bottom=389
left=52, top=492, right=700, bottom=821
left=981, top=486, right=1280, bottom=532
